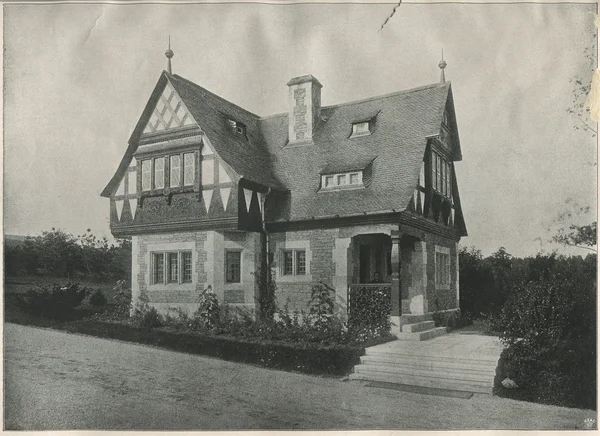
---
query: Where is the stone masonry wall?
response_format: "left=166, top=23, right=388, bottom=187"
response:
left=425, top=232, right=459, bottom=312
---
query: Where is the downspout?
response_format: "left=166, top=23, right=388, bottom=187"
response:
left=260, top=188, right=272, bottom=267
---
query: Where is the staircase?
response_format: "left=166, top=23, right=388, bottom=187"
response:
left=349, top=319, right=502, bottom=394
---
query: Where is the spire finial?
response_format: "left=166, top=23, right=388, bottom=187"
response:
left=165, top=36, right=174, bottom=74
left=438, top=50, right=447, bottom=84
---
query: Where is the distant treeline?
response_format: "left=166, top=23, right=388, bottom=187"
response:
left=4, top=229, right=131, bottom=282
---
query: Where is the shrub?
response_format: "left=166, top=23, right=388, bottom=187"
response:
left=492, top=255, right=596, bottom=409
left=99, top=280, right=132, bottom=320
left=137, top=306, right=163, bottom=328
left=89, top=289, right=107, bottom=306
left=130, top=290, right=162, bottom=328
left=196, top=286, right=220, bottom=329
left=347, top=284, right=391, bottom=338
left=16, top=282, right=88, bottom=319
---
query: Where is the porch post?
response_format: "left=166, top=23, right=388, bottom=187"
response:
left=390, top=230, right=401, bottom=334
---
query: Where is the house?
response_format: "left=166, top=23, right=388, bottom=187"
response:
left=101, top=51, right=467, bottom=333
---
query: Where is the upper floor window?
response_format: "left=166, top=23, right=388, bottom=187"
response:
left=141, top=152, right=197, bottom=192
left=170, top=155, right=181, bottom=188
left=228, top=119, right=246, bottom=137
left=183, top=152, right=195, bottom=186
left=320, top=171, right=363, bottom=190
left=154, top=157, right=165, bottom=189
left=142, top=160, right=152, bottom=191
left=351, top=122, right=370, bottom=137
left=432, top=150, right=452, bottom=198
left=443, top=110, right=450, bottom=127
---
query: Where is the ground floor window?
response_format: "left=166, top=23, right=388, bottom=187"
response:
left=152, top=251, right=193, bottom=285
left=435, top=251, right=450, bottom=287
left=225, top=250, right=242, bottom=283
left=281, top=249, right=306, bottom=276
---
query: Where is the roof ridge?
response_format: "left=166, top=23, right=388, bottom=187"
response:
left=259, top=81, right=450, bottom=120
left=170, top=73, right=261, bottom=120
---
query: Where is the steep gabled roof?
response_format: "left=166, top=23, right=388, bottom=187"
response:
left=167, top=74, right=282, bottom=188
left=102, top=73, right=462, bottom=228
left=259, top=82, right=453, bottom=221
left=101, top=71, right=283, bottom=198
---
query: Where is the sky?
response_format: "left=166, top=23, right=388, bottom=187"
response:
left=3, top=1, right=597, bottom=257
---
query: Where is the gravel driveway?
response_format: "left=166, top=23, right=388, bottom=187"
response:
left=4, top=323, right=595, bottom=430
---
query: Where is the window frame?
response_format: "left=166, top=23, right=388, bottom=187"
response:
left=320, top=171, right=363, bottom=190
left=280, top=249, right=307, bottom=276
left=225, top=250, right=242, bottom=284
left=435, top=249, right=451, bottom=289
left=150, top=250, right=193, bottom=286
left=431, top=149, right=452, bottom=199
left=154, top=156, right=165, bottom=189
left=141, top=159, right=152, bottom=191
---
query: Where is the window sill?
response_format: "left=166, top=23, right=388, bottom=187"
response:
left=319, top=184, right=365, bottom=193
left=349, top=131, right=371, bottom=139
left=148, top=282, right=196, bottom=291
left=276, top=273, right=312, bottom=283
left=435, top=285, right=451, bottom=291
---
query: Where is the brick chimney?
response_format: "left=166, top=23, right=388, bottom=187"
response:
left=287, top=75, right=322, bottom=143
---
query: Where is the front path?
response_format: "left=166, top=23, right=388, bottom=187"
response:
left=4, top=323, right=595, bottom=430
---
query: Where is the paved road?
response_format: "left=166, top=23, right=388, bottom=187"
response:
left=4, top=323, right=595, bottom=430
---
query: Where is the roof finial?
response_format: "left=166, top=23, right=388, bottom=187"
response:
left=438, top=50, right=447, bottom=85
left=165, top=36, right=174, bottom=74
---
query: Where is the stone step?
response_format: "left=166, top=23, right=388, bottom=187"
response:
left=349, top=370, right=492, bottom=394
left=354, top=362, right=494, bottom=383
left=401, top=321, right=435, bottom=333
left=365, top=349, right=501, bottom=365
left=399, top=313, right=434, bottom=326
left=396, top=327, right=448, bottom=341
left=359, top=355, right=498, bottom=375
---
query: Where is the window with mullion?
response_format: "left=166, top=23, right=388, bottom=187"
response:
left=282, top=249, right=306, bottom=276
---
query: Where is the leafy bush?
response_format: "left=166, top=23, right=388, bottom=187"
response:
left=196, top=286, right=220, bottom=329
left=492, top=254, right=596, bottom=409
left=15, top=282, right=88, bottom=319
left=89, top=289, right=107, bottom=306
left=130, top=290, right=163, bottom=328
left=347, top=284, right=391, bottom=338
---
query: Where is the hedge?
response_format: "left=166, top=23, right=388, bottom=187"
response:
left=8, top=318, right=364, bottom=376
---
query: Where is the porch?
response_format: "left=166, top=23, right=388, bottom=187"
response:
left=344, top=229, right=437, bottom=332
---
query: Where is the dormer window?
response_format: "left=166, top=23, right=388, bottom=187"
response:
left=351, top=121, right=370, bottom=137
left=443, top=111, right=449, bottom=127
left=321, top=171, right=363, bottom=190
left=228, top=119, right=246, bottom=137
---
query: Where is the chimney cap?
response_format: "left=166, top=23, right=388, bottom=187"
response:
left=287, top=74, right=323, bottom=88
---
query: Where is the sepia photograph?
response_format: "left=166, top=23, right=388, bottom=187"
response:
left=3, top=0, right=598, bottom=431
